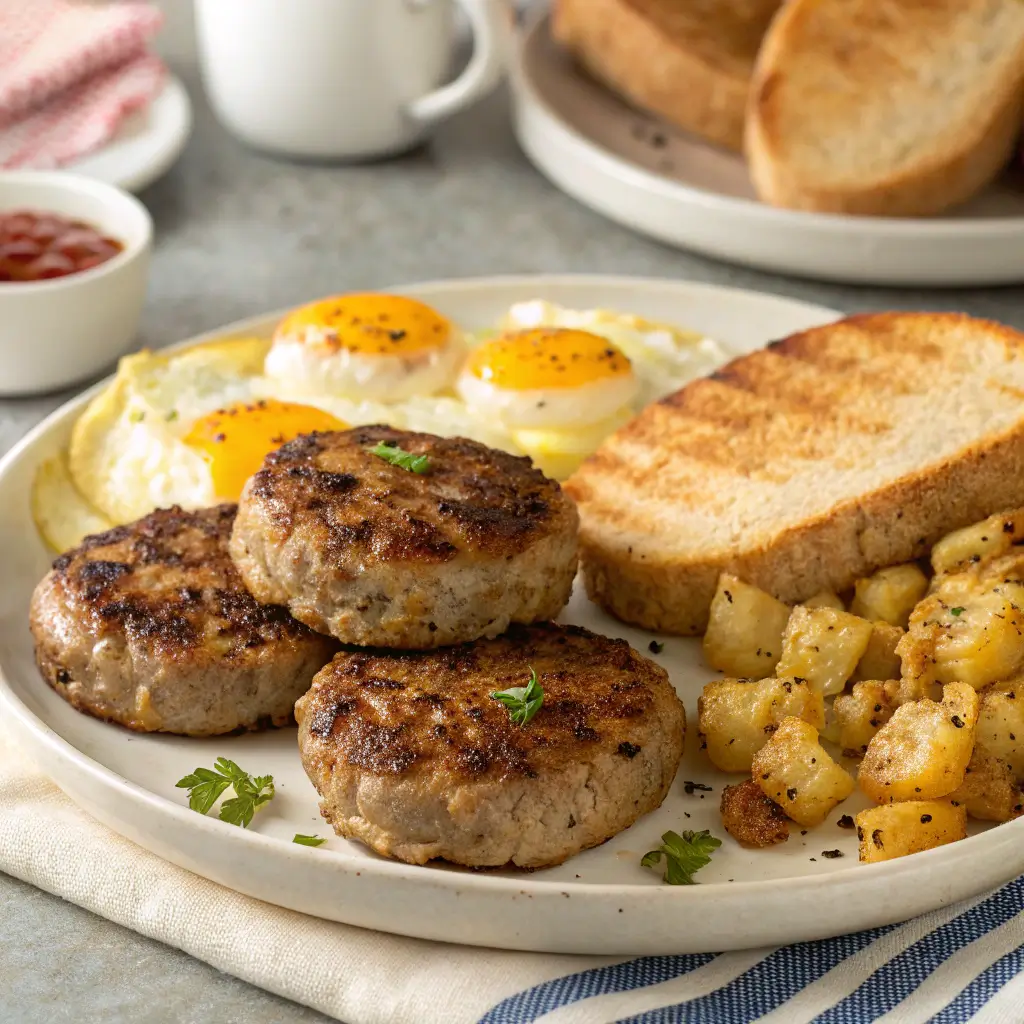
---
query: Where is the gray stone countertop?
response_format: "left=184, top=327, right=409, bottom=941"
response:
left=2, top=63, right=1024, bottom=1024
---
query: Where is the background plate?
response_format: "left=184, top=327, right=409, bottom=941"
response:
left=67, top=75, right=193, bottom=194
left=510, top=13, right=1024, bottom=287
left=4, top=275, right=1021, bottom=956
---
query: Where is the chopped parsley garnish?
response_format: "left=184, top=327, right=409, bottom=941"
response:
left=176, top=757, right=275, bottom=828
left=293, top=834, right=327, bottom=847
left=641, top=829, right=721, bottom=885
left=366, top=442, right=431, bottom=474
left=490, top=667, right=544, bottom=727
left=648, top=640, right=665, bottom=654
left=950, top=607, right=965, bottom=617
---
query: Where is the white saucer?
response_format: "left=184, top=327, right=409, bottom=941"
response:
left=66, top=74, right=192, bottom=194
left=509, top=12, right=1024, bottom=287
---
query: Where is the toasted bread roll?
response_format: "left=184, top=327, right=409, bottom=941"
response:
left=746, top=0, right=1024, bottom=216
left=553, top=0, right=782, bottom=151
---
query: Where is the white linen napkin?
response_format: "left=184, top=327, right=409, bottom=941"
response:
left=0, top=721, right=613, bottom=1024
left=5, top=717, right=1024, bottom=1024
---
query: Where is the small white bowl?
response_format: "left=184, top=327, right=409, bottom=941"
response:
left=0, top=171, right=152, bottom=396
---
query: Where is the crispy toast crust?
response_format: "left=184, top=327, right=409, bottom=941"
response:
left=566, top=313, right=1024, bottom=635
left=746, top=0, right=1024, bottom=216
left=552, top=0, right=782, bottom=152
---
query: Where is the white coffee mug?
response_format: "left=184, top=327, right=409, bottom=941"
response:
left=194, top=0, right=505, bottom=160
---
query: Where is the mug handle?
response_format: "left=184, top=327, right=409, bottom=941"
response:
left=405, top=0, right=506, bottom=126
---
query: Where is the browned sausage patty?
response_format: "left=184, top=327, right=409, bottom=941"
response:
left=230, top=426, right=580, bottom=649
left=295, top=622, right=685, bottom=868
left=30, top=505, right=337, bottom=736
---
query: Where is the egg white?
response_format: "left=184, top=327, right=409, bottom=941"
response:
left=500, top=300, right=727, bottom=406
left=396, top=395, right=521, bottom=453
left=264, top=328, right=465, bottom=402
left=457, top=368, right=638, bottom=431
left=68, top=344, right=408, bottom=523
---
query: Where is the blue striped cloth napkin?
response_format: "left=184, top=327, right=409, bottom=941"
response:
left=478, top=880, right=1024, bottom=1023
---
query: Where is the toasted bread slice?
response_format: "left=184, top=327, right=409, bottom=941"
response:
left=746, top=0, right=1024, bottom=216
left=566, top=313, right=1024, bottom=635
left=552, top=0, right=782, bottom=152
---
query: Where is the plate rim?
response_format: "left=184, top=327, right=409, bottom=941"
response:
left=513, top=10, right=1024, bottom=240
left=5, top=272, right=1022, bottom=950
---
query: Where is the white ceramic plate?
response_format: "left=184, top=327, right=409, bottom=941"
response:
left=66, top=75, right=192, bottom=194
left=510, top=12, right=1024, bottom=287
left=4, top=275, right=1022, bottom=956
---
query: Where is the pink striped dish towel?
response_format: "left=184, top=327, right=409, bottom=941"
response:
left=0, top=0, right=165, bottom=170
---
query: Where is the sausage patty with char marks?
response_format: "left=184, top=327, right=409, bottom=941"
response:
left=296, top=622, right=685, bottom=868
left=30, top=505, right=338, bottom=736
left=230, top=426, right=580, bottom=649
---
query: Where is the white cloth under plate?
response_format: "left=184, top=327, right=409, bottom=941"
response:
left=3, top=720, right=1024, bottom=1024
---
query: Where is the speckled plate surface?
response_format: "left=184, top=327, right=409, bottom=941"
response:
left=510, top=12, right=1024, bottom=287
left=4, top=275, right=1021, bottom=956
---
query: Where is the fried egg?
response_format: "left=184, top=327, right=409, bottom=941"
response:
left=265, top=292, right=465, bottom=401
left=461, top=301, right=728, bottom=478
left=38, top=294, right=727, bottom=552
left=457, top=327, right=639, bottom=431
left=183, top=398, right=346, bottom=503
left=500, top=299, right=726, bottom=405
left=66, top=339, right=395, bottom=525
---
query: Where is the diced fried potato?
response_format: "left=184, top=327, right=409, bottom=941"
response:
left=899, top=579, right=1024, bottom=691
left=818, top=714, right=842, bottom=746
left=884, top=676, right=940, bottom=707
left=833, top=681, right=895, bottom=756
left=949, top=746, right=1023, bottom=822
left=702, top=574, right=791, bottom=678
left=752, top=717, right=856, bottom=826
left=720, top=779, right=789, bottom=847
left=804, top=591, right=845, bottom=611
left=859, top=683, right=979, bottom=803
left=698, top=677, right=825, bottom=772
left=931, top=511, right=1024, bottom=576
left=852, top=622, right=903, bottom=683
left=775, top=606, right=873, bottom=696
left=850, top=564, right=928, bottom=629
left=856, top=801, right=967, bottom=863
left=977, top=680, right=1024, bottom=781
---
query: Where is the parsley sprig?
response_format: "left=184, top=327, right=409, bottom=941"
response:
left=490, top=668, right=544, bottom=727
left=176, top=757, right=275, bottom=828
left=293, top=834, right=327, bottom=847
left=641, top=829, right=721, bottom=885
left=367, top=442, right=431, bottom=474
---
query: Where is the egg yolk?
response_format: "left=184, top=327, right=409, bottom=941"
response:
left=184, top=399, right=346, bottom=500
left=464, top=328, right=633, bottom=390
left=275, top=293, right=453, bottom=356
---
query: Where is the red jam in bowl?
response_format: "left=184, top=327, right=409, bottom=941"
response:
left=0, top=210, right=124, bottom=283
